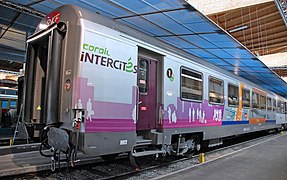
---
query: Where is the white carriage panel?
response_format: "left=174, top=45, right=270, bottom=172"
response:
left=80, top=20, right=137, bottom=104
left=163, top=55, right=181, bottom=111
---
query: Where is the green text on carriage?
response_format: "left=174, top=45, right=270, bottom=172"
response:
left=83, top=43, right=110, bottom=56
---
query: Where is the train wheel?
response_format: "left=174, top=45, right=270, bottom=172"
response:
left=68, top=147, right=76, bottom=167
left=185, top=137, right=201, bottom=158
left=101, top=153, right=119, bottom=161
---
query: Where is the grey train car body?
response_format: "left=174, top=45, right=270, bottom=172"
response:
left=25, top=5, right=286, bottom=161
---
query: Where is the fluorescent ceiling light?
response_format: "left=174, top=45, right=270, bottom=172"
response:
left=229, top=25, right=248, bottom=33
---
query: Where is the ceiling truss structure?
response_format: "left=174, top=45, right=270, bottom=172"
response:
left=208, top=1, right=287, bottom=56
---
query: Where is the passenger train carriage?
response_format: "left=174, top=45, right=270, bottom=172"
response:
left=24, top=4, right=287, bottom=168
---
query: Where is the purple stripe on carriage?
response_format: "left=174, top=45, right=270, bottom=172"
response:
left=85, top=119, right=135, bottom=132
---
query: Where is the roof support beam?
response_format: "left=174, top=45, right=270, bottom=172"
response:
left=226, top=10, right=280, bottom=31
left=236, top=25, right=287, bottom=42
left=231, top=18, right=283, bottom=37
left=274, top=0, right=287, bottom=27
left=0, top=0, right=45, bottom=44
left=215, top=3, right=274, bottom=22
left=0, top=0, right=45, bottom=18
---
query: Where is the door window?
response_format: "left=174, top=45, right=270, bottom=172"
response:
left=138, top=59, right=148, bottom=93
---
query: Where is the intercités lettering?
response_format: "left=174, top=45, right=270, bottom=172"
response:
left=80, top=52, right=137, bottom=73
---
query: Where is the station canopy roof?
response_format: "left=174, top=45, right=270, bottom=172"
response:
left=3, top=0, right=287, bottom=98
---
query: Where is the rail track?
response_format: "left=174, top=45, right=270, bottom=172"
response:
left=1, top=130, right=282, bottom=179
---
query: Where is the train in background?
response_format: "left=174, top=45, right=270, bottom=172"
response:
left=0, top=87, right=17, bottom=128
left=23, top=5, right=287, bottom=169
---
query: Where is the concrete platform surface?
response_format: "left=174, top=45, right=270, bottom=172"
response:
left=155, top=134, right=287, bottom=180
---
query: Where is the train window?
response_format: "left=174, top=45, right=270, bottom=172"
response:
left=277, top=101, right=286, bottom=114
left=208, top=77, right=224, bottom=104
left=277, top=100, right=282, bottom=113
left=273, top=99, right=277, bottom=112
left=181, top=68, right=203, bottom=101
left=1, top=100, right=8, bottom=109
left=138, top=59, right=148, bottom=93
left=242, top=89, right=250, bottom=107
left=252, top=92, right=259, bottom=108
left=228, top=84, right=239, bottom=106
left=10, top=101, right=17, bottom=109
left=259, top=95, right=266, bottom=110
left=267, top=98, right=272, bottom=111
left=282, top=103, right=286, bottom=114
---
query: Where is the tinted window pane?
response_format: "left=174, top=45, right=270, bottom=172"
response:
left=267, top=98, right=272, bottom=111
left=10, top=101, right=17, bottom=109
left=252, top=92, right=259, bottom=108
left=277, top=100, right=281, bottom=113
left=273, top=99, right=276, bottom=112
left=260, top=95, right=266, bottom=110
left=181, top=68, right=203, bottom=101
left=209, top=77, right=224, bottom=104
left=228, top=84, right=239, bottom=106
left=242, top=89, right=250, bottom=107
left=2, top=100, right=8, bottom=109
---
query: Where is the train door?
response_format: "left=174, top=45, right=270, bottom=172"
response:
left=137, top=56, right=157, bottom=131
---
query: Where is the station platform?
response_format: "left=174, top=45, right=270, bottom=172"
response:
left=155, top=133, right=287, bottom=180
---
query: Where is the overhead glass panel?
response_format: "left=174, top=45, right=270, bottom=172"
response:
left=206, top=49, right=234, bottom=59
left=0, top=6, right=17, bottom=20
left=160, top=37, right=197, bottom=48
left=142, top=14, right=192, bottom=35
left=110, top=0, right=157, bottom=14
left=214, top=41, right=240, bottom=48
left=200, top=33, right=234, bottom=42
left=144, top=0, right=183, bottom=10
left=183, top=35, right=217, bottom=48
left=12, top=14, right=40, bottom=32
left=223, top=59, right=241, bottom=67
left=221, top=66, right=237, bottom=71
left=119, top=17, right=171, bottom=36
left=31, top=2, right=57, bottom=13
left=213, top=60, right=230, bottom=67
left=259, top=73, right=276, bottom=78
left=241, top=60, right=265, bottom=67
left=208, top=60, right=230, bottom=66
left=9, top=0, right=30, bottom=3
left=237, top=72, right=250, bottom=77
left=76, top=0, right=131, bottom=18
left=166, top=10, right=206, bottom=24
left=184, top=22, right=218, bottom=33
left=186, top=49, right=217, bottom=59
left=251, top=67, right=270, bottom=72
left=238, top=67, right=255, bottom=72
left=225, top=48, right=255, bottom=59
